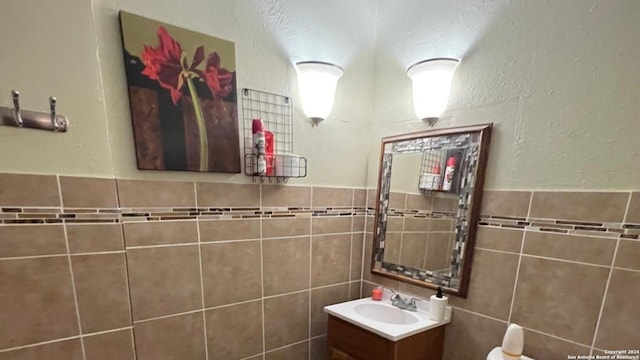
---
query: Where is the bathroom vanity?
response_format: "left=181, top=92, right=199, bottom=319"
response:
left=324, top=297, right=451, bottom=360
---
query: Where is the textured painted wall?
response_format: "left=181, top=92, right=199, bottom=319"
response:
left=368, top=0, right=640, bottom=190
left=0, top=0, right=114, bottom=177
left=93, top=0, right=376, bottom=186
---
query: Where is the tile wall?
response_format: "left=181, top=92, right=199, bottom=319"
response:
left=384, top=191, right=457, bottom=272
left=364, top=189, right=640, bottom=360
left=0, top=173, right=366, bottom=360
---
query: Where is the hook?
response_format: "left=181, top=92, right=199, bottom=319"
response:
left=11, top=90, right=23, bottom=127
left=49, top=96, right=59, bottom=131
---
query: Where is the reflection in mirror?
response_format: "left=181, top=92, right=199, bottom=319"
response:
left=372, top=124, right=492, bottom=297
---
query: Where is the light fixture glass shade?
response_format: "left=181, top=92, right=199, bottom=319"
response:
left=295, top=61, right=343, bottom=126
left=407, top=58, right=460, bottom=124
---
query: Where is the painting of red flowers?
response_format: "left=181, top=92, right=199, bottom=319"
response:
left=119, top=12, right=240, bottom=173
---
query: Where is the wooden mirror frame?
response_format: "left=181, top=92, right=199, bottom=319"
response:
left=370, top=123, right=493, bottom=297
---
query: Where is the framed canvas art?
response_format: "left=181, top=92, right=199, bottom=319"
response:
left=119, top=12, right=241, bottom=173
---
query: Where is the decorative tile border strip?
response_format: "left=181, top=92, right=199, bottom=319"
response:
left=0, top=206, right=367, bottom=225
left=478, top=215, right=640, bottom=240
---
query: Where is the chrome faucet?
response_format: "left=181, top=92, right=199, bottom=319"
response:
left=389, top=290, right=419, bottom=312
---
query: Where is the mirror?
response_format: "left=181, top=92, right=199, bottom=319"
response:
left=371, top=124, right=492, bottom=297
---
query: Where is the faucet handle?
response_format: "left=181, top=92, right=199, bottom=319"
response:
left=409, top=297, right=421, bottom=306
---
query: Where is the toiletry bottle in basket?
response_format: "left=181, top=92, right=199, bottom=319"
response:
left=252, top=119, right=266, bottom=175
left=442, top=157, right=456, bottom=191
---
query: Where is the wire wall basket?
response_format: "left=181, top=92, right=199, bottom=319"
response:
left=241, top=88, right=307, bottom=183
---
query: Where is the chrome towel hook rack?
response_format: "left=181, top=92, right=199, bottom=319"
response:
left=0, top=90, right=69, bottom=132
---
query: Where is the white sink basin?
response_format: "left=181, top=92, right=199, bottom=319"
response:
left=353, top=303, right=419, bottom=325
left=324, top=294, right=451, bottom=341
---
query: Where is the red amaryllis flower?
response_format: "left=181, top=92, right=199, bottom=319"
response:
left=199, top=52, right=234, bottom=98
left=141, top=27, right=205, bottom=105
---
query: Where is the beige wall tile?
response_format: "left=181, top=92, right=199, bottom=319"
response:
left=429, top=218, right=454, bottom=232
left=529, top=191, right=628, bottom=222
left=84, top=329, right=135, bottom=360
left=362, top=234, right=374, bottom=281
left=59, top=176, right=117, bottom=208
left=511, top=257, right=609, bottom=344
left=366, top=189, right=377, bottom=208
left=614, top=240, right=640, bottom=270
left=595, top=269, right=640, bottom=349
left=432, top=195, right=458, bottom=213
left=123, top=220, right=198, bottom=247
left=201, top=241, right=262, bottom=307
left=312, top=187, right=353, bottom=207
left=523, top=231, right=616, bottom=265
left=196, top=182, right=259, bottom=208
left=0, top=225, right=66, bottom=258
left=389, top=192, right=407, bottom=209
left=206, top=300, right=263, bottom=360
left=523, top=329, right=591, bottom=359
left=67, top=224, right=123, bottom=253
left=349, top=281, right=362, bottom=300
left=71, top=254, right=131, bottom=333
left=384, top=232, right=401, bottom=264
left=386, top=216, right=404, bottom=231
left=626, top=192, right=640, bottom=224
left=134, top=312, right=206, bottom=360
left=311, top=234, right=351, bottom=287
left=312, top=216, right=352, bottom=235
left=263, top=237, right=310, bottom=296
left=406, top=194, right=431, bottom=211
left=310, top=283, right=350, bottom=336
left=480, top=191, right=531, bottom=218
left=0, top=339, right=83, bottom=360
left=262, top=185, right=311, bottom=208
left=449, top=249, right=518, bottom=320
left=264, top=292, right=309, bottom=350
left=0, top=173, right=60, bottom=207
left=403, top=217, right=430, bottom=232
left=443, top=309, right=507, bottom=360
left=365, top=215, right=375, bottom=233
left=310, top=336, right=327, bottom=360
left=199, top=219, right=260, bottom=241
left=354, top=189, right=367, bottom=207
left=117, top=179, right=195, bottom=208
left=474, top=226, right=523, bottom=253
left=352, top=215, right=365, bottom=232
left=398, top=282, right=436, bottom=299
left=265, top=341, right=309, bottom=360
left=262, top=217, right=310, bottom=238
left=351, top=234, right=364, bottom=280
left=399, top=233, right=428, bottom=269
left=424, top=233, right=453, bottom=271
left=127, top=245, right=202, bottom=320
left=0, top=257, right=78, bottom=349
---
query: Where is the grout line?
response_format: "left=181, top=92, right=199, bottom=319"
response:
left=0, top=253, right=69, bottom=260
left=449, top=306, right=509, bottom=324
left=308, top=187, right=313, bottom=360
left=507, top=191, right=533, bottom=324
left=264, top=337, right=311, bottom=356
left=133, top=309, right=203, bottom=324
left=57, top=175, right=87, bottom=360
left=259, top=183, right=267, bottom=358
left=520, top=325, right=593, bottom=349
left=622, top=192, right=633, bottom=224
left=82, top=326, right=134, bottom=338
left=125, top=243, right=200, bottom=250
left=113, top=177, right=138, bottom=360
left=348, top=189, right=355, bottom=298
left=0, top=335, right=82, bottom=353
left=194, top=183, right=209, bottom=360
left=519, top=253, right=611, bottom=269
left=589, top=230, right=623, bottom=356
left=612, top=266, right=640, bottom=273
left=204, top=298, right=263, bottom=312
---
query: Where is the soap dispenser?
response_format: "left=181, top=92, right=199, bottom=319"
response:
left=429, top=287, right=448, bottom=321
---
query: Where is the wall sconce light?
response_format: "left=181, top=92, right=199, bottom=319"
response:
left=407, top=58, right=460, bottom=127
left=295, top=61, right=343, bottom=126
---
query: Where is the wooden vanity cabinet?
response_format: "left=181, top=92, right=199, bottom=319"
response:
left=327, top=315, right=445, bottom=360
